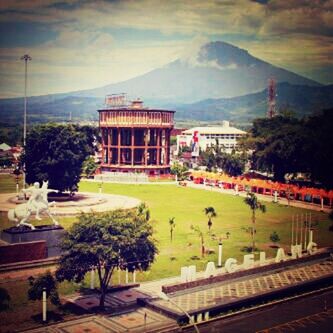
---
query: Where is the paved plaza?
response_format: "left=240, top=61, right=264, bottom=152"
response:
left=151, top=259, right=333, bottom=315
left=17, top=256, right=333, bottom=333
left=64, top=288, right=148, bottom=311
left=23, top=308, right=178, bottom=333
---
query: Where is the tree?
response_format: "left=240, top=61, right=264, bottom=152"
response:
left=82, top=156, right=98, bottom=178
left=303, top=109, right=333, bottom=189
left=269, top=231, right=280, bottom=244
left=244, top=192, right=266, bottom=252
left=169, top=217, right=175, bottom=242
left=199, top=140, right=245, bottom=176
left=23, top=124, right=97, bottom=193
left=204, top=206, right=217, bottom=232
left=220, top=152, right=246, bottom=176
left=190, top=225, right=205, bottom=258
left=27, top=271, right=60, bottom=306
left=170, top=162, right=189, bottom=181
left=56, top=209, right=157, bottom=309
left=242, top=115, right=307, bottom=182
left=137, top=202, right=150, bottom=222
left=240, top=109, right=333, bottom=187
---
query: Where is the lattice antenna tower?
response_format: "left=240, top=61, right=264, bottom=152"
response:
left=267, top=78, right=277, bottom=118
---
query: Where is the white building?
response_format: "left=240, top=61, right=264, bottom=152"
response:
left=176, top=121, right=246, bottom=155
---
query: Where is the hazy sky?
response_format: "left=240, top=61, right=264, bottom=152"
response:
left=0, top=0, right=332, bottom=98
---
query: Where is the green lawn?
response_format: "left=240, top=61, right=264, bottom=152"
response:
left=0, top=173, right=22, bottom=193
left=79, top=181, right=332, bottom=280
left=1, top=178, right=331, bottom=280
left=0, top=177, right=332, bottom=331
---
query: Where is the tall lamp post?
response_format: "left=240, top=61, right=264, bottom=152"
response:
left=158, top=292, right=200, bottom=333
left=21, top=54, right=32, bottom=189
left=218, top=232, right=230, bottom=268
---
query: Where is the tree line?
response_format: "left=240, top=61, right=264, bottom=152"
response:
left=196, top=109, right=333, bottom=189
left=240, top=109, right=333, bottom=188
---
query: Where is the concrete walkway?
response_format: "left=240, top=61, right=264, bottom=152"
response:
left=0, top=192, right=141, bottom=215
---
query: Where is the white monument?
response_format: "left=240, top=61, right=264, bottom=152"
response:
left=8, top=181, right=58, bottom=230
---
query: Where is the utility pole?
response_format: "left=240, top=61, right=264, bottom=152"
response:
left=21, top=54, right=32, bottom=189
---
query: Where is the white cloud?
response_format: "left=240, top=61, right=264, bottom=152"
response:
left=0, top=32, right=187, bottom=97
left=0, top=0, right=332, bottom=97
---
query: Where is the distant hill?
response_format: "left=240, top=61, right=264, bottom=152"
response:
left=0, top=95, right=102, bottom=124
left=172, top=83, right=333, bottom=125
left=1, top=83, right=332, bottom=128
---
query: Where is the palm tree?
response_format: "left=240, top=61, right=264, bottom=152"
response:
left=137, top=202, right=150, bottom=222
left=169, top=217, right=176, bottom=242
left=191, top=225, right=205, bottom=257
left=204, top=206, right=217, bottom=232
left=244, top=192, right=266, bottom=252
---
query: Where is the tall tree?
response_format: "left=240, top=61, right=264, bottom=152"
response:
left=243, top=110, right=333, bottom=188
left=303, top=109, right=333, bottom=189
left=204, top=206, right=217, bottom=232
left=169, top=217, right=176, bottom=242
left=137, top=202, right=150, bottom=222
left=242, top=115, right=307, bottom=182
left=23, top=124, right=97, bottom=193
left=244, top=192, right=266, bottom=252
left=56, top=209, right=157, bottom=309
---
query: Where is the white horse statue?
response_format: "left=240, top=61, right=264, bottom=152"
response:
left=8, top=181, right=58, bottom=230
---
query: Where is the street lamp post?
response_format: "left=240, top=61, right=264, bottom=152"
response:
left=13, top=167, right=21, bottom=195
left=21, top=54, right=31, bottom=190
left=158, top=291, right=200, bottom=333
left=218, top=232, right=230, bottom=268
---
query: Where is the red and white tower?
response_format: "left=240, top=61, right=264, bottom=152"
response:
left=267, top=78, right=277, bottom=118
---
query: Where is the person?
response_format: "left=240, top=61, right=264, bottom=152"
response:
left=234, top=184, right=239, bottom=196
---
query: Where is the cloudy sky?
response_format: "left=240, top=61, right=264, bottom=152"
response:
left=0, top=0, right=332, bottom=98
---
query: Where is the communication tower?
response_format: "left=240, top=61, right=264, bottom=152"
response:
left=267, top=78, right=277, bottom=118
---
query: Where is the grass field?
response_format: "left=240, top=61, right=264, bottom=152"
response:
left=0, top=173, right=22, bottom=193
left=79, top=181, right=332, bottom=278
left=0, top=176, right=332, bottom=331
left=1, top=177, right=332, bottom=279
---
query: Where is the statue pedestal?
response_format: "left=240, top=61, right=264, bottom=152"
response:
left=1, top=225, right=66, bottom=258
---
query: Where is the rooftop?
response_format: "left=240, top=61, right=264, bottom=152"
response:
left=182, top=124, right=246, bottom=135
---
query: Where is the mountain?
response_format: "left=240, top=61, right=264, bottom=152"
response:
left=0, top=41, right=328, bottom=126
left=71, top=41, right=321, bottom=104
left=173, top=83, right=333, bottom=125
